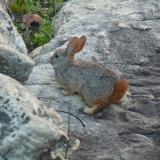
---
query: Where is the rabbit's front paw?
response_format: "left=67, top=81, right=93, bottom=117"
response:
left=61, top=90, right=75, bottom=96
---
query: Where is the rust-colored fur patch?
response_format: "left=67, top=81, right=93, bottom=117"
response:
left=110, top=79, right=128, bottom=103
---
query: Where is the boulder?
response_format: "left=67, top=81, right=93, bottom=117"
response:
left=0, top=44, right=35, bottom=82
left=0, top=3, right=34, bottom=82
left=0, top=3, right=27, bottom=54
left=0, top=73, right=79, bottom=160
left=27, top=0, right=160, bottom=160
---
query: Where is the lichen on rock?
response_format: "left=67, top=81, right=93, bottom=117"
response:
left=0, top=73, right=79, bottom=160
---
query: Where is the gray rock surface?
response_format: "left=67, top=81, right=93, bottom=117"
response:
left=0, top=73, right=79, bottom=160
left=0, top=4, right=35, bottom=82
left=26, top=0, right=160, bottom=159
left=0, top=44, right=35, bottom=82
left=0, top=4, right=27, bottom=54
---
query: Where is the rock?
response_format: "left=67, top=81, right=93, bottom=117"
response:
left=0, top=73, right=79, bottom=160
left=0, top=3, right=34, bottom=82
left=0, top=4, right=27, bottom=54
left=26, top=0, right=160, bottom=160
left=0, top=44, right=35, bottom=82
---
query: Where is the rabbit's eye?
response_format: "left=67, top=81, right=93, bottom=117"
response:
left=55, top=54, right=59, bottom=58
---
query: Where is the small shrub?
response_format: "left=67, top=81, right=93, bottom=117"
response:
left=9, top=0, right=64, bottom=52
left=10, top=0, right=26, bottom=13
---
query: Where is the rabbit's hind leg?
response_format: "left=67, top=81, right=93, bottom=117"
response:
left=83, top=99, right=110, bottom=114
left=83, top=105, right=98, bottom=114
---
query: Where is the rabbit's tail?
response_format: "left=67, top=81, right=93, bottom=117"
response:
left=110, top=79, right=128, bottom=103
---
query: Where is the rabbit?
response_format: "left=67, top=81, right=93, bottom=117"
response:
left=49, top=36, right=128, bottom=114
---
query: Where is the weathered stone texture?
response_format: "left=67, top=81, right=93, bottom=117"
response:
left=27, top=0, right=160, bottom=159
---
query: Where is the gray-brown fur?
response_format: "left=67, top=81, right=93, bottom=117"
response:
left=50, top=36, right=123, bottom=114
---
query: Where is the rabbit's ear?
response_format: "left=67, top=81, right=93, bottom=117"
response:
left=66, top=37, right=80, bottom=55
left=66, top=36, right=86, bottom=55
left=74, top=36, right=86, bottom=53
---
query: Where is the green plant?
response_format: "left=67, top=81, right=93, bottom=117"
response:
left=10, top=0, right=64, bottom=51
left=10, top=0, right=26, bottom=13
left=32, top=19, right=53, bottom=46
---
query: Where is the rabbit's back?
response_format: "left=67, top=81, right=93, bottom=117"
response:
left=64, top=62, right=118, bottom=100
